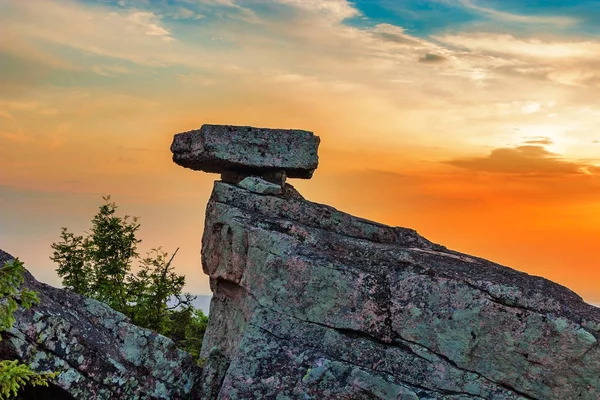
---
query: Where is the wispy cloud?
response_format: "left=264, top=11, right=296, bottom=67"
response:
left=523, top=137, right=553, bottom=145
left=277, top=0, right=360, bottom=21
left=126, top=11, right=173, bottom=40
left=168, top=7, right=205, bottom=20
left=438, top=33, right=600, bottom=60
left=1, top=1, right=198, bottom=67
left=444, top=145, right=599, bottom=175
left=419, top=53, right=447, bottom=64
left=91, top=64, right=132, bottom=76
left=455, top=0, right=578, bottom=26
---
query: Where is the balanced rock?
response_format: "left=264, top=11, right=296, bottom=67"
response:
left=170, top=124, right=320, bottom=179
left=0, top=250, right=202, bottom=400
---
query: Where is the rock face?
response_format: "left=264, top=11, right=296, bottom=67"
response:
left=170, top=124, right=320, bottom=179
left=0, top=250, right=201, bottom=400
left=169, top=124, right=600, bottom=399
left=197, top=182, right=600, bottom=399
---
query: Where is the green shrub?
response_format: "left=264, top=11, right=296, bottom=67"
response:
left=0, top=259, right=58, bottom=400
left=51, top=196, right=208, bottom=361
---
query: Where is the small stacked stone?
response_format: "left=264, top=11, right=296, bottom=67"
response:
left=171, top=124, right=320, bottom=194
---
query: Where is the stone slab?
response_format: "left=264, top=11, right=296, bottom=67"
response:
left=171, top=124, right=320, bottom=179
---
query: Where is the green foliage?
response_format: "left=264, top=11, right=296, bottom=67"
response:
left=126, top=248, right=195, bottom=334
left=51, top=196, right=141, bottom=312
left=0, top=360, right=59, bottom=400
left=165, top=307, right=209, bottom=360
left=0, top=259, right=58, bottom=400
left=0, top=259, right=38, bottom=333
left=50, top=196, right=208, bottom=361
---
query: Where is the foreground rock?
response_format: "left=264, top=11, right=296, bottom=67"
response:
left=170, top=124, right=320, bottom=179
left=0, top=250, right=201, bottom=400
left=197, top=182, right=600, bottom=399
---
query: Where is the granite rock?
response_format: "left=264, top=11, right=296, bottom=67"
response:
left=0, top=250, right=202, bottom=400
left=237, top=176, right=283, bottom=195
left=171, top=124, right=320, bottom=179
left=198, top=181, right=600, bottom=400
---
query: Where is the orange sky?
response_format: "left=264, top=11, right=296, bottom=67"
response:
left=1, top=0, right=600, bottom=304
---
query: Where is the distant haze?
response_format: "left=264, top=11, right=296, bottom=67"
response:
left=192, top=295, right=212, bottom=316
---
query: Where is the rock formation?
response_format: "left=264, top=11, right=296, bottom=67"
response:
left=171, top=124, right=320, bottom=179
left=0, top=250, right=201, bottom=400
left=173, top=124, right=600, bottom=399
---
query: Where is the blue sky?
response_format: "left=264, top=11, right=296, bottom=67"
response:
left=76, top=0, right=600, bottom=37
left=358, top=0, right=600, bottom=34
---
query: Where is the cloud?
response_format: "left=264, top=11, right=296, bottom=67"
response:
left=126, top=11, right=173, bottom=39
left=455, top=0, right=578, bottom=26
left=0, top=110, right=13, bottom=120
left=419, top=53, right=446, bottom=64
left=444, top=145, right=598, bottom=175
left=3, top=100, right=38, bottom=111
left=434, top=32, right=600, bottom=87
left=369, top=24, right=431, bottom=47
left=0, top=1, right=201, bottom=67
left=168, top=7, right=205, bottom=20
left=0, top=129, right=34, bottom=144
left=196, top=0, right=261, bottom=24
left=276, top=0, right=360, bottom=21
left=437, top=33, right=600, bottom=60
left=91, top=64, right=132, bottom=76
left=366, top=169, right=407, bottom=179
left=522, top=137, right=553, bottom=145
left=2, top=0, right=600, bottom=166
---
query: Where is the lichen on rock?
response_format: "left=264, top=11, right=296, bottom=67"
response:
left=0, top=250, right=202, bottom=400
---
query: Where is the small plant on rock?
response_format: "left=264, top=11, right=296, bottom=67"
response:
left=0, top=259, right=58, bottom=400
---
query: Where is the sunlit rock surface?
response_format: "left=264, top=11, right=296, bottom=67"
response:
left=170, top=124, right=320, bottom=179
left=0, top=250, right=201, bottom=400
left=196, top=181, right=600, bottom=399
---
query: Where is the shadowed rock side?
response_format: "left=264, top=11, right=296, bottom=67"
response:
left=0, top=250, right=202, bottom=400
left=198, top=181, right=600, bottom=400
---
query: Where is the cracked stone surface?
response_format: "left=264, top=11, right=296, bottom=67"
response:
left=170, top=124, right=320, bottom=179
left=0, top=250, right=202, bottom=400
left=237, top=176, right=283, bottom=195
left=198, top=181, right=600, bottom=400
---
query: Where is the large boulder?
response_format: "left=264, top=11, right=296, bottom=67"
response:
left=197, top=180, right=600, bottom=399
left=170, top=124, right=320, bottom=179
left=0, top=251, right=202, bottom=400
left=168, top=124, right=600, bottom=399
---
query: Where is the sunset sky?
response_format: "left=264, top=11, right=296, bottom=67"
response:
left=2, top=0, right=600, bottom=304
